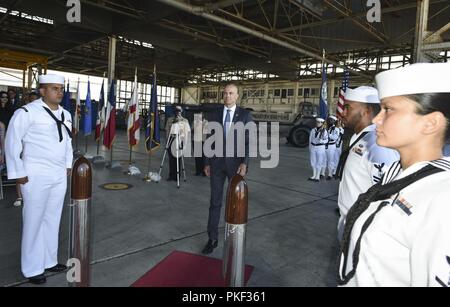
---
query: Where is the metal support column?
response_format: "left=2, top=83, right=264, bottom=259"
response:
left=108, top=36, right=117, bottom=84
left=413, top=0, right=430, bottom=63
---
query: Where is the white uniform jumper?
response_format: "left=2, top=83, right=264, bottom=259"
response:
left=339, top=158, right=450, bottom=287
left=309, top=127, right=328, bottom=180
left=325, top=125, right=340, bottom=177
left=5, top=99, right=73, bottom=278
left=337, top=124, right=399, bottom=239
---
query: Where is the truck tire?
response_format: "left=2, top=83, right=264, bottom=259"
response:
left=288, top=126, right=311, bottom=148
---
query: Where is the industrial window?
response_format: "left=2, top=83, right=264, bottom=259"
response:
left=304, top=88, right=310, bottom=97
left=334, top=87, right=339, bottom=97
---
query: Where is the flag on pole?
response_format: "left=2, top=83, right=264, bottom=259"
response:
left=319, top=63, right=328, bottom=119
left=127, top=72, right=140, bottom=147
left=73, top=79, right=81, bottom=135
left=62, top=81, right=71, bottom=113
left=145, top=70, right=160, bottom=152
left=337, top=67, right=350, bottom=119
left=84, top=80, right=93, bottom=136
left=103, top=80, right=116, bottom=149
left=95, top=80, right=105, bottom=141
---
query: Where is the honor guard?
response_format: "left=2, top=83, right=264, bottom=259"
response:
left=5, top=74, right=73, bottom=284
left=336, top=86, right=399, bottom=240
left=308, top=118, right=328, bottom=182
left=325, top=115, right=339, bottom=180
left=334, top=119, right=345, bottom=178
left=338, top=62, right=450, bottom=287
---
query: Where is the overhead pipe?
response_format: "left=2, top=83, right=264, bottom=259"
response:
left=156, top=0, right=372, bottom=79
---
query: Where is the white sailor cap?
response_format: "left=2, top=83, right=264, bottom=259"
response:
left=344, top=86, right=380, bottom=104
left=375, top=63, right=450, bottom=99
left=316, top=118, right=325, bottom=123
left=328, top=115, right=337, bottom=121
left=175, top=106, right=183, bottom=111
left=39, top=74, right=65, bottom=85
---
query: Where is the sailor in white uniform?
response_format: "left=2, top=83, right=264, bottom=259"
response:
left=325, top=115, right=340, bottom=180
left=5, top=74, right=73, bottom=284
left=338, top=62, right=450, bottom=287
left=308, top=118, right=328, bottom=182
left=334, top=119, right=345, bottom=178
left=336, top=86, right=399, bottom=240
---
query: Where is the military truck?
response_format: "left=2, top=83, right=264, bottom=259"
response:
left=286, top=102, right=320, bottom=148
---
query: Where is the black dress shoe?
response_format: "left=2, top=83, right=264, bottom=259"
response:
left=45, top=264, right=67, bottom=273
left=326, top=176, right=332, bottom=181
left=28, top=274, right=46, bottom=284
left=202, top=239, right=218, bottom=255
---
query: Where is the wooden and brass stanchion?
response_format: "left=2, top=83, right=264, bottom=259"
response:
left=223, top=175, right=249, bottom=287
left=69, top=156, right=93, bottom=287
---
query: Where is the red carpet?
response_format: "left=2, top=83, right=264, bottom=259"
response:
left=131, top=251, right=254, bottom=287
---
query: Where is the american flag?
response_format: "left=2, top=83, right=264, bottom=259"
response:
left=337, top=67, right=349, bottom=119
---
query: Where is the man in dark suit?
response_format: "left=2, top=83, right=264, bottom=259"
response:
left=202, top=84, right=254, bottom=254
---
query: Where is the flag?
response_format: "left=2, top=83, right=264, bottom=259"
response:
left=337, top=66, right=350, bottom=119
left=319, top=64, right=328, bottom=119
left=95, top=80, right=105, bottom=141
left=145, top=72, right=160, bottom=152
left=84, top=80, right=93, bottom=136
left=62, top=81, right=71, bottom=113
left=73, top=79, right=81, bottom=135
left=103, top=80, right=116, bottom=149
left=127, top=73, right=140, bottom=147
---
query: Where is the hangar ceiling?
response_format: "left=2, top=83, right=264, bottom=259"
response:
left=0, top=0, right=449, bottom=86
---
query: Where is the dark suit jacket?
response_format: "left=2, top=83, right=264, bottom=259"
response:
left=204, top=106, right=254, bottom=173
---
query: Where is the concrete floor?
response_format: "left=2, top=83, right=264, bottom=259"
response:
left=0, top=128, right=340, bottom=287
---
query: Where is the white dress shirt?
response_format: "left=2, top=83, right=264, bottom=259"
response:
left=222, top=104, right=237, bottom=134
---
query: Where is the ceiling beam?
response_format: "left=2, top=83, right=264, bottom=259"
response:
left=279, top=0, right=448, bottom=34
left=323, top=0, right=389, bottom=44
left=156, top=0, right=372, bottom=79
left=0, top=0, right=23, bottom=26
left=207, top=0, right=247, bottom=11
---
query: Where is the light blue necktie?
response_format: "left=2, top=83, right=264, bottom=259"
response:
left=224, top=109, right=231, bottom=137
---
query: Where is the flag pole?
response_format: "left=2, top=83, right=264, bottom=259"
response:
left=96, top=133, right=101, bottom=155
left=75, top=131, right=79, bottom=151
left=144, top=149, right=152, bottom=182
left=96, top=73, right=106, bottom=156
left=110, top=145, right=113, bottom=166
left=144, top=65, right=156, bottom=182
left=75, top=77, right=80, bottom=152
left=129, top=67, right=138, bottom=167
